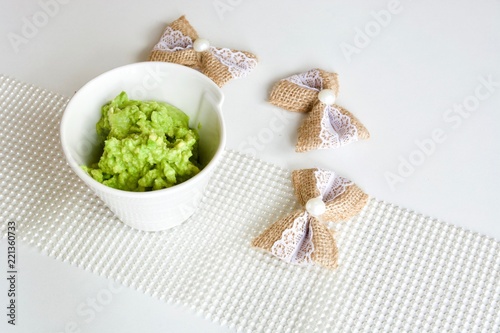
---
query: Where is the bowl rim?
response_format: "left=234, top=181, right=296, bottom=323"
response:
left=60, top=61, right=226, bottom=198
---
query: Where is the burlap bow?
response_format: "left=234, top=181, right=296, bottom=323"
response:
left=252, top=168, right=369, bottom=269
left=148, top=16, right=258, bottom=87
left=269, top=69, right=370, bottom=152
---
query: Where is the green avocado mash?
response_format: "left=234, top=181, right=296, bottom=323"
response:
left=82, top=92, right=200, bottom=191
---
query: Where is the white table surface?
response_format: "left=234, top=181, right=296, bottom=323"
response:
left=1, top=0, right=499, bottom=332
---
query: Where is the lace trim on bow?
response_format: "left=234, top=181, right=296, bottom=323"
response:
left=283, top=69, right=323, bottom=91
left=209, top=47, right=258, bottom=79
left=318, top=105, right=359, bottom=150
left=271, top=212, right=314, bottom=265
left=314, top=169, right=353, bottom=203
left=153, top=26, right=193, bottom=52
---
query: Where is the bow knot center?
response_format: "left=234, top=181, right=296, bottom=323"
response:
left=305, top=196, right=326, bottom=217
left=318, top=89, right=336, bottom=105
left=193, top=38, right=210, bottom=52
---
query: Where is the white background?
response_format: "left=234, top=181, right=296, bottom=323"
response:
left=0, top=0, right=499, bottom=332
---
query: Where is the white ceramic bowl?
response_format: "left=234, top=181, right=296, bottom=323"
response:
left=60, top=62, right=225, bottom=231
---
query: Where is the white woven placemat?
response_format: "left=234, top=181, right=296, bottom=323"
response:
left=0, top=75, right=499, bottom=333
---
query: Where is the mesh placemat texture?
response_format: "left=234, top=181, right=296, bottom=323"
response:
left=0, top=75, right=499, bottom=333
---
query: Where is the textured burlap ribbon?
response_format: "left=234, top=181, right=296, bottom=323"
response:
left=148, top=16, right=258, bottom=87
left=269, top=69, right=370, bottom=152
left=252, top=168, right=368, bottom=269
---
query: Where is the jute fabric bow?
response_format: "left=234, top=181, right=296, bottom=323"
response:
left=269, top=69, right=370, bottom=152
left=149, top=16, right=258, bottom=87
left=252, top=168, right=368, bottom=269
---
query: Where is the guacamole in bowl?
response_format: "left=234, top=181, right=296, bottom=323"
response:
left=82, top=92, right=200, bottom=191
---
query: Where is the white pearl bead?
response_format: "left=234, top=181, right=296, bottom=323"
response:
left=318, top=89, right=336, bottom=105
left=305, top=196, right=326, bottom=217
left=193, top=38, right=210, bottom=52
